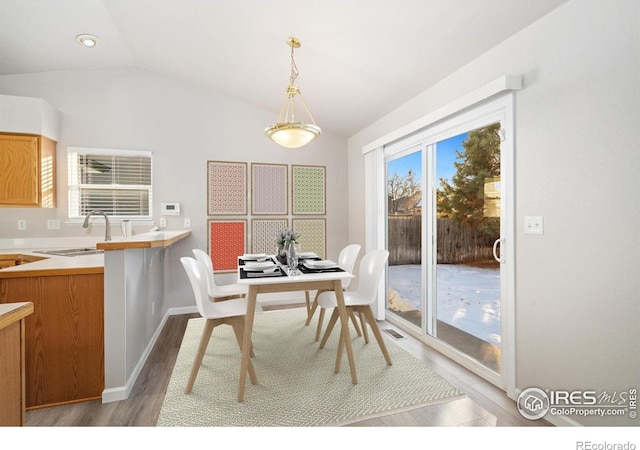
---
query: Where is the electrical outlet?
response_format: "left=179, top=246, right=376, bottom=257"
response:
left=159, top=217, right=167, bottom=228
left=47, top=219, right=60, bottom=230
left=184, top=218, right=191, bottom=228
left=17, top=219, right=27, bottom=230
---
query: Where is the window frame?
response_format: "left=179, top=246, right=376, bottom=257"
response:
left=67, top=147, right=153, bottom=223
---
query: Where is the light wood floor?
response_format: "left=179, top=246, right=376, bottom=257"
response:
left=26, top=305, right=551, bottom=427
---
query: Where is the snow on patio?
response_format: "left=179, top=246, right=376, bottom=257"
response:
left=388, top=264, right=501, bottom=347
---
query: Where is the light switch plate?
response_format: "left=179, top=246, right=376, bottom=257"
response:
left=524, top=216, right=544, bottom=235
left=47, top=219, right=60, bottom=230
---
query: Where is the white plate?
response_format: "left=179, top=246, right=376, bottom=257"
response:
left=298, top=252, right=318, bottom=259
left=242, top=253, right=269, bottom=260
left=243, top=261, right=275, bottom=271
left=305, top=260, right=337, bottom=269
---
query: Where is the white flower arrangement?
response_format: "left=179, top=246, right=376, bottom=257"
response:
left=275, top=228, right=300, bottom=248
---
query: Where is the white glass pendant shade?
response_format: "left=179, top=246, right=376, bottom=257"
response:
left=264, top=122, right=321, bottom=148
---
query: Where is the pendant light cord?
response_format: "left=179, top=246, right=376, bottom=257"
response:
left=289, top=43, right=299, bottom=86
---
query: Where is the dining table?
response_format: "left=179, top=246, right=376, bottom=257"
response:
left=235, top=254, right=355, bottom=402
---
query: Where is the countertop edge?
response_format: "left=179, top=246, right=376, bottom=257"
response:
left=96, top=230, right=191, bottom=250
left=0, top=266, right=104, bottom=279
left=0, top=302, right=34, bottom=330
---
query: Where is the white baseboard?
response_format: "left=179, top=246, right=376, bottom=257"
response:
left=101, top=386, right=128, bottom=403
left=102, top=308, right=179, bottom=403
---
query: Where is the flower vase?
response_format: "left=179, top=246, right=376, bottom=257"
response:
left=287, top=242, right=301, bottom=275
left=276, top=247, right=288, bottom=265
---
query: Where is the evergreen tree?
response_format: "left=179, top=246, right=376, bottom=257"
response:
left=438, top=123, right=501, bottom=237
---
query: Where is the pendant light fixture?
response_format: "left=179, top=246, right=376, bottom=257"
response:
left=264, top=37, right=321, bottom=148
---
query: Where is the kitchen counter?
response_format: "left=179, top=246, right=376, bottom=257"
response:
left=0, top=230, right=190, bottom=278
left=0, top=250, right=103, bottom=277
left=0, top=228, right=193, bottom=405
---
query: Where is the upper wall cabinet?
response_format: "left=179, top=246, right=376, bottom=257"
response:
left=0, top=133, right=56, bottom=208
left=0, top=95, right=60, bottom=208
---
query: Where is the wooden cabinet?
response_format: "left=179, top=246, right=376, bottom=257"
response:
left=0, top=132, right=56, bottom=208
left=0, top=273, right=104, bottom=409
left=0, top=302, right=33, bottom=426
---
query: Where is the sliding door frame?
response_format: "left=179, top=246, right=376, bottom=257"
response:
left=364, top=87, right=518, bottom=398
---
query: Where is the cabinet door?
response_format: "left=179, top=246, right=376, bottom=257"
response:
left=0, top=274, right=105, bottom=408
left=0, top=134, right=40, bottom=206
left=0, top=320, right=23, bottom=425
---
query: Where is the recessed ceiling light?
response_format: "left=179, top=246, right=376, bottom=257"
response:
left=76, top=34, right=98, bottom=48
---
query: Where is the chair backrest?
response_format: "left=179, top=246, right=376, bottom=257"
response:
left=180, top=256, right=247, bottom=319
left=352, top=249, right=389, bottom=304
left=337, top=244, right=361, bottom=289
left=192, top=248, right=217, bottom=295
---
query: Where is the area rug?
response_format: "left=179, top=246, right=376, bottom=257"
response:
left=157, top=307, right=464, bottom=426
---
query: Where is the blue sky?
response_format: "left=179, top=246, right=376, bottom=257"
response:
left=387, top=132, right=468, bottom=187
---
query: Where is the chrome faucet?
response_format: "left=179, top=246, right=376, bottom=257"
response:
left=82, top=210, right=112, bottom=241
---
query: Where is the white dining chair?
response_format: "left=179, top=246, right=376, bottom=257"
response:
left=316, top=249, right=392, bottom=366
left=305, top=244, right=361, bottom=341
left=193, top=248, right=248, bottom=301
left=180, top=256, right=258, bottom=394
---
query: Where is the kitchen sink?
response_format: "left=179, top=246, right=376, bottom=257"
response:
left=34, top=247, right=104, bottom=257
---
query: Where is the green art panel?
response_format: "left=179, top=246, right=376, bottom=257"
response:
left=292, top=165, right=325, bottom=215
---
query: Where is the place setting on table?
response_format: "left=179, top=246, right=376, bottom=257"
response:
left=237, top=250, right=345, bottom=279
left=237, top=253, right=286, bottom=278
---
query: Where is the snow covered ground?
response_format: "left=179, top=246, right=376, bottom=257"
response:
left=388, top=264, right=501, bottom=347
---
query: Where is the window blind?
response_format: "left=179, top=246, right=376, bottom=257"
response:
left=68, top=148, right=153, bottom=220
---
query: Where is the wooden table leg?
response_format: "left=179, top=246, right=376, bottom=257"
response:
left=304, top=290, right=311, bottom=317
left=332, top=279, right=357, bottom=384
left=305, top=289, right=325, bottom=326
left=237, top=284, right=259, bottom=402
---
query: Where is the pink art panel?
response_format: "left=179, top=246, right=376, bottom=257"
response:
left=207, top=161, right=247, bottom=215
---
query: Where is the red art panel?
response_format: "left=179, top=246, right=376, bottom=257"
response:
left=208, top=220, right=246, bottom=272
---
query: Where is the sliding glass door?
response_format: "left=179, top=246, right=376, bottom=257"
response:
left=386, top=147, right=423, bottom=329
left=384, top=102, right=512, bottom=387
left=431, top=125, right=502, bottom=374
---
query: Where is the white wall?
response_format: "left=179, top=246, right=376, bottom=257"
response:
left=348, top=0, right=639, bottom=426
left=0, top=68, right=349, bottom=309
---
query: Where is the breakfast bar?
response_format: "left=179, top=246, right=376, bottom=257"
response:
left=96, top=230, right=191, bottom=403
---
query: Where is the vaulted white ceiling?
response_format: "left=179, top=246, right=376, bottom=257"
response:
left=0, top=0, right=568, bottom=137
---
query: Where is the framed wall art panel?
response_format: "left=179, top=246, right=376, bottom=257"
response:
left=292, top=165, right=326, bottom=215
left=292, top=218, right=326, bottom=259
left=251, top=163, right=288, bottom=215
left=207, top=219, right=247, bottom=272
left=207, top=160, right=247, bottom=215
left=251, top=218, right=288, bottom=254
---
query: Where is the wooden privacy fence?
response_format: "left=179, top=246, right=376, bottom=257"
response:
left=388, top=215, right=496, bottom=265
